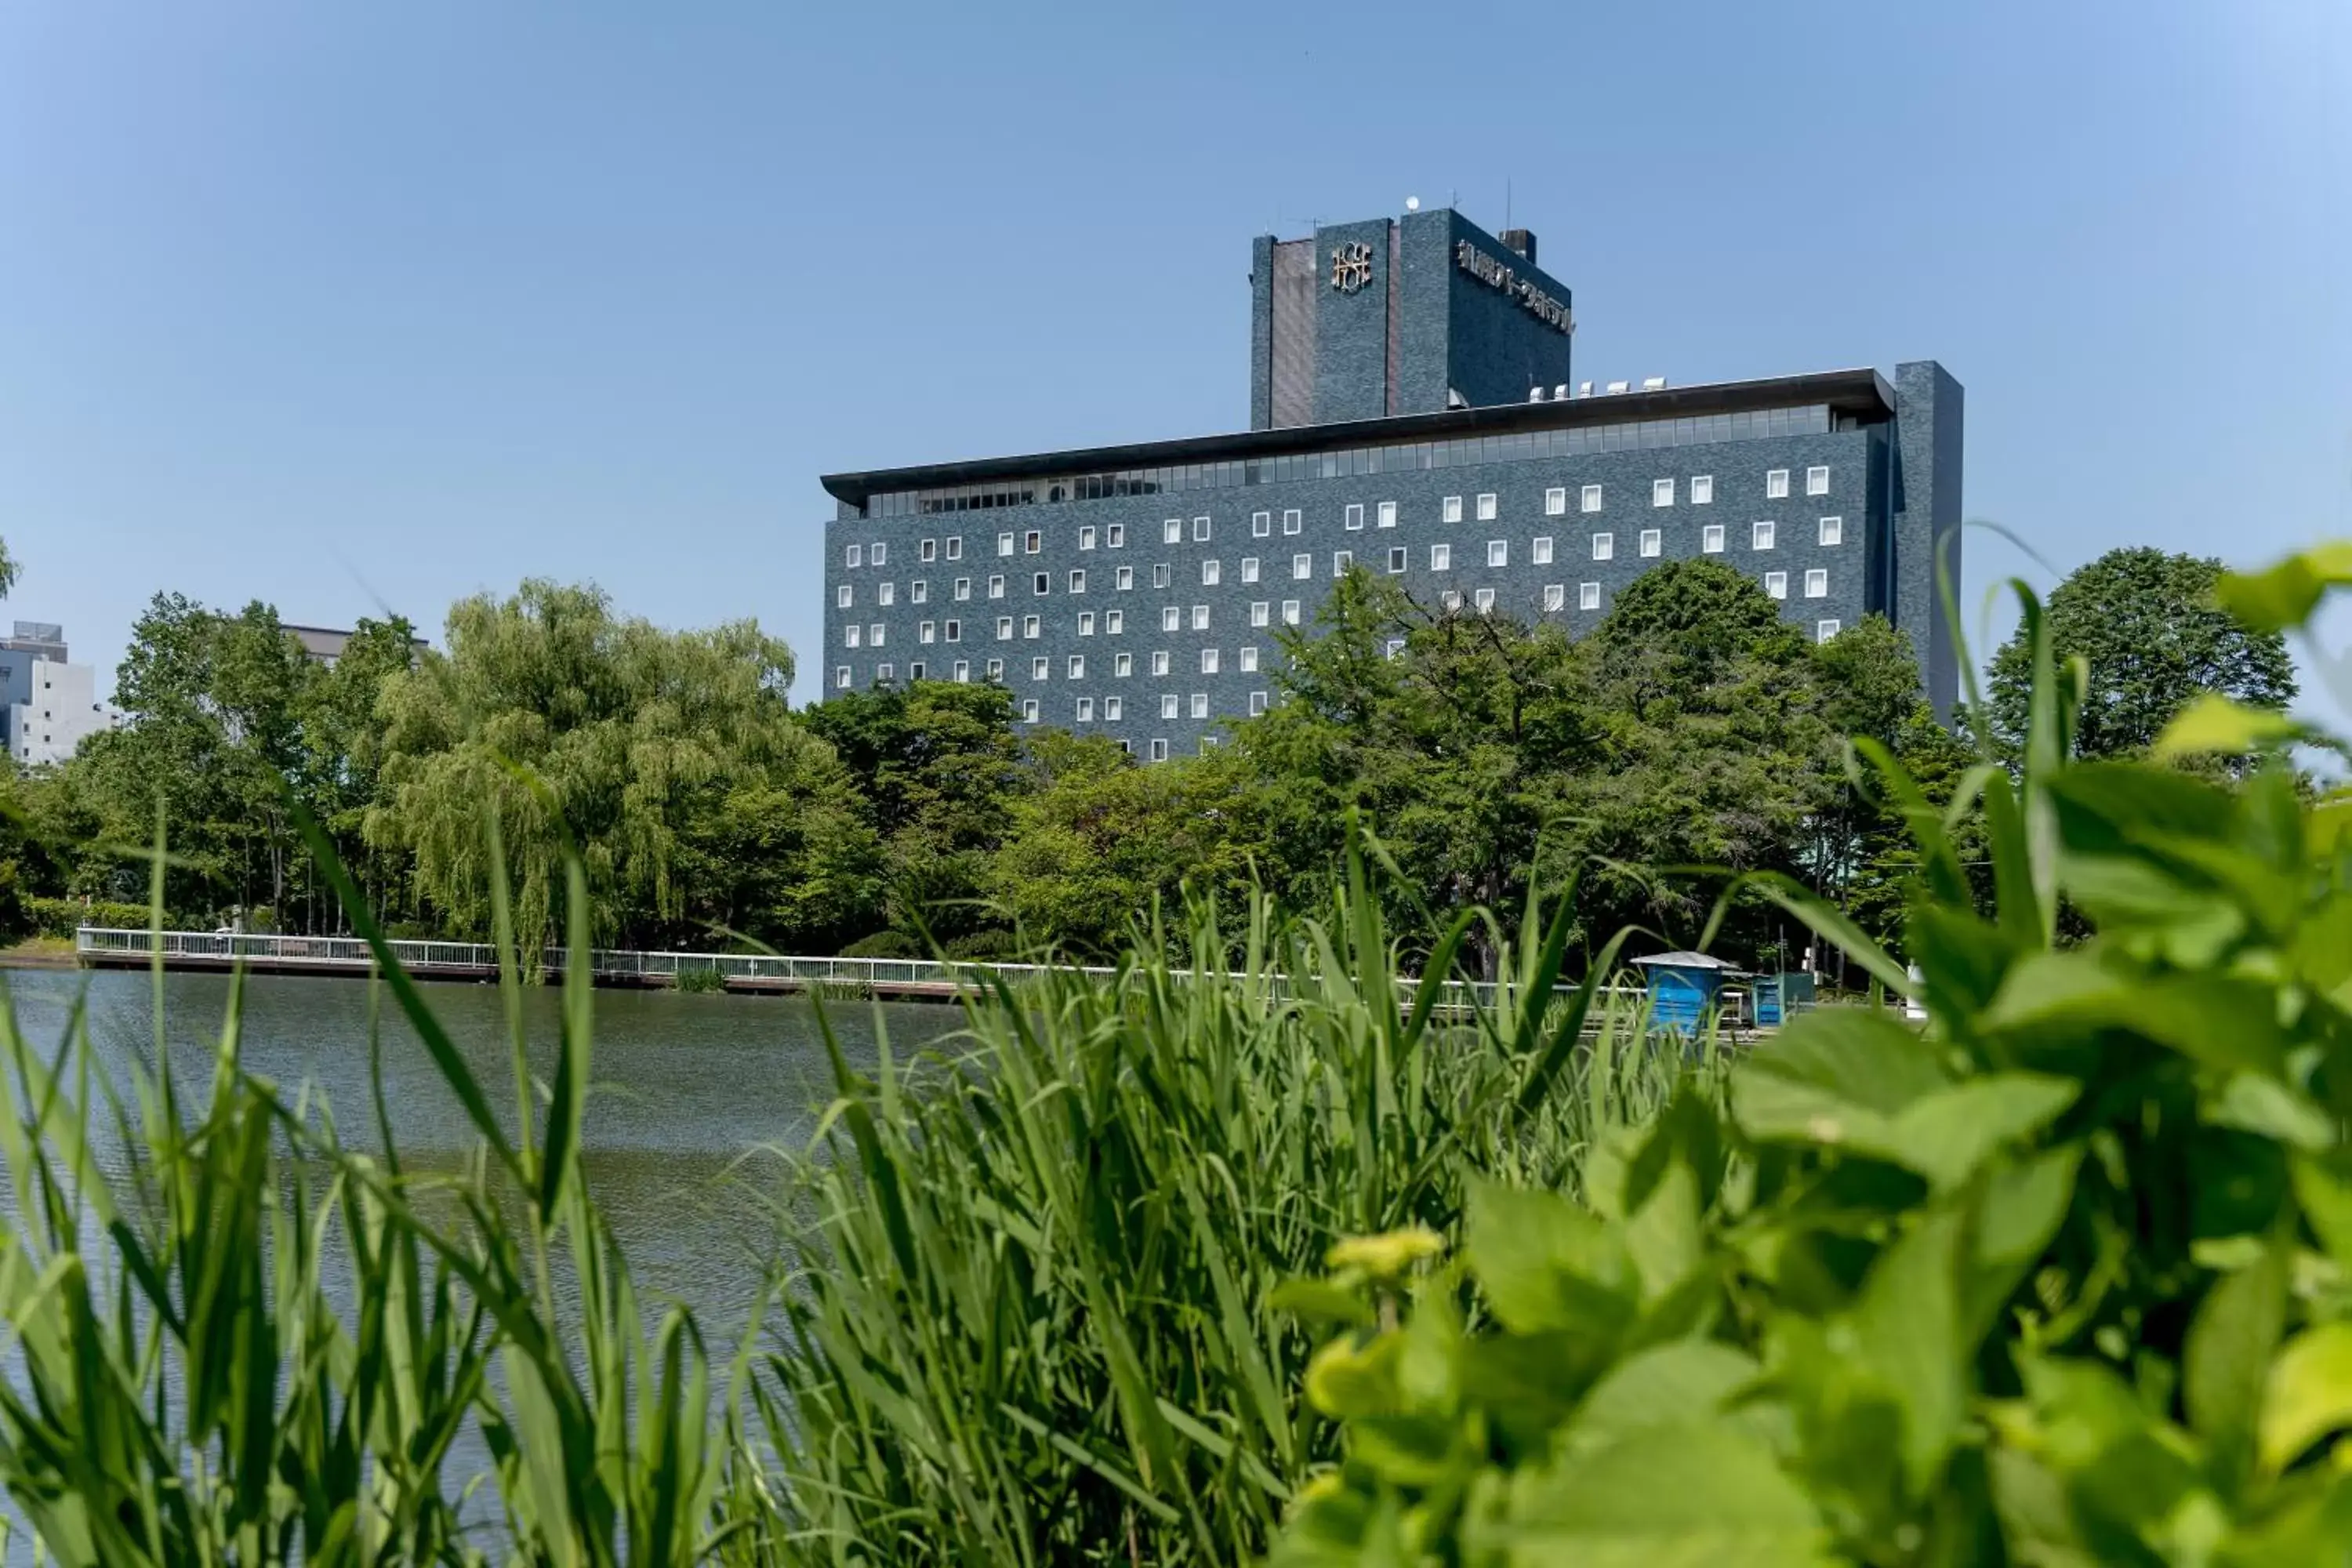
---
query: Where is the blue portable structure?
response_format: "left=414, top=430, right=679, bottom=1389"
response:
left=1631, top=952, right=1747, bottom=1035
left=1753, top=970, right=1818, bottom=1027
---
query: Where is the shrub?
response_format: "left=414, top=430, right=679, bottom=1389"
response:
left=22, top=895, right=159, bottom=938
left=1275, top=549, right=2352, bottom=1566
left=672, top=963, right=728, bottom=993
left=837, top=927, right=920, bottom=959
left=939, top=926, right=1021, bottom=961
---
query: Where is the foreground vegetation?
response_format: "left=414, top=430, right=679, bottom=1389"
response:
left=0, top=543, right=2343, bottom=1565
left=0, top=546, right=2296, bottom=973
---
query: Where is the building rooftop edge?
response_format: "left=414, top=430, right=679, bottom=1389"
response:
left=820, top=367, right=1899, bottom=509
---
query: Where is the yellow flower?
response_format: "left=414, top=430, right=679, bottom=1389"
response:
left=1325, top=1225, right=1445, bottom=1280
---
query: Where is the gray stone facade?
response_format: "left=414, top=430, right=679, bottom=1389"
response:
left=822, top=406, right=1938, bottom=757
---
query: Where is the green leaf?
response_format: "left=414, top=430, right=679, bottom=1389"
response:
left=1269, top=1278, right=1377, bottom=1328
left=2184, top=1234, right=2288, bottom=1488
left=2206, top=1074, right=2336, bottom=1153
left=1305, top=1332, right=1406, bottom=1420
left=2215, top=543, right=2352, bottom=634
left=1563, top=1341, right=1764, bottom=1456
left=2153, top=695, right=2306, bottom=760
left=2261, top=1322, right=2352, bottom=1474
left=1978, top=953, right=2289, bottom=1077
left=1730, top=1008, right=1951, bottom=1152
left=1886, top=1075, right=2080, bottom=1192
left=1507, top=1424, right=1833, bottom=1567
left=1848, top=1207, right=1968, bottom=1497
left=1465, top=1181, right=1639, bottom=1339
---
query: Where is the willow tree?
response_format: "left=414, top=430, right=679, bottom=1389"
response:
left=365, top=579, right=860, bottom=953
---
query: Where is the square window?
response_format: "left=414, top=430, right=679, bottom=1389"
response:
left=989, top=574, right=1006, bottom=598
left=1079, top=525, right=1097, bottom=550
left=1108, top=523, right=1125, bottom=548
left=1639, top=528, right=1661, bottom=558
left=1203, top=559, right=1221, bottom=585
left=1106, top=610, right=1123, bottom=633
left=1819, top=516, right=1843, bottom=546
left=1581, top=485, right=1602, bottom=514
left=1592, top=532, right=1613, bottom=561
left=996, top=616, right=1014, bottom=640
left=1692, top=475, right=1714, bottom=505
left=1152, top=651, right=1171, bottom=676
left=844, top=625, right=862, bottom=648
left=997, top=532, right=1014, bottom=557
left=1078, top=612, right=1095, bottom=636
left=1149, top=738, right=1169, bottom=761
left=908, top=661, right=925, bottom=681
left=1766, top=470, right=1789, bottom=500
left=1076, top=697, right=1094, bottom=721
left=1035, top=572, right=1051, bottom=594
left=1703, top=524, right=1725, bottom=554
left=1334, top=550, right=1352, bottom=572
left=987, top=658, right=1004, bottom=681
left=877, top=662, right=894, bottom=681
left=1164, top=518, right=1183, bottom=544
left=919, top=620, right=935, bottom=644
left=1377, top=500, right=1397, bottom=528
left=953, top=577, right=971, bottom=601
left=1817, top=619, right=1841, bottom=643
left=1189, top=693, right=1208, bottom=719
left=1115, top=652, right=1133, bottom=676
left=1200, top=648, right=1219, bottom=673
left=1022, top=699, right=1040, bottom=723
left=1752, top=521, right=1775, bottom=551
left=1282, top=600, right=1301, bottom=625
left=920, top=538, right=937, bottom=562
left=1162, top=606, right=1181, bottom=632
left=1385, top=638, right=1406, bottom=659
left=1440, top=589, right=1461, bottom=612
left=1249, top=691, right=1269, bottom=716
left=1292, top=553, right=1312, bottom=579
left=1765, top=571, right=1788, bottom=600
left=946, top=536, right=963, bottom=560
left=1579, top=583, right=1601, bottom=611
left=1250, top=601, right=1270, bottom=627
left=1116, top=565, right=1134, bottom=590
left=1544, top=583, right=1565, bottom=612
left=1033, top=656, right=1050, bottom=680
left=1069, top=654, right=1085, bottom=677
left=1191, top=604, right=1210, bottom=630
left=1152, top=563, right=1171, bottom=588
left=835, top=666, right=851, bottom=688
left=1067, top=568, right=1085, bottom=593
left=846, top=543, right=863, bottom=568
left=953, top=659, right=969, bottom=681
left=871, top=543, right=887, bottom=566
left=1283, top=509, right=1302, bottom=535
left=1105, top=696, right=1123, bottom=720
left=1193, top=516, right=1211, bottom=541
left=878, top=582, right=895, bottom=607
left=1443, top=495, right=1464, bottom=524
left=1475, top=493, right=1497, bottom=521
left=1252, top=510, right=1271, bottom=538
left=1023, top=614, right=1040, bottom=638
left=1474, top=587, right=1495, bottom=613
left=1487, top=539, right=1508, bottom=567
left=869, top=623, right=885, bottom=646
left=1345, top=503, right=1364, bottom=531
left=1386, top=546, right=1406, bottom=573
left=1241, top=557, right=1260, bottom=583
left=1544, top=487, right=1566, bottom=517
left=911, top=579, right=927, bottom=603
left=1025, top=531, right=1041, bottom=554
left=1430, top=543, right=1451, bottom=570
left=1533, top=535, right=1553, bottom=564
left=1805, top=568, right=1828, bottom=598
left=837, top=583, right=853, bottom=608
left=1806, top=466, right=1830, bottom=497
left=1161, top=693, right=1180, bottom=719
left=1653, top=478, right=1674, bottom=507
left=1240, top=644, right=1259, bottom=672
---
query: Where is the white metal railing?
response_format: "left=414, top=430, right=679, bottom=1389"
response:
left=74, top=927, right=1637, bottom=1011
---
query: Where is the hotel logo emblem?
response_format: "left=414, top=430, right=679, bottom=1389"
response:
left=1329, top=241, right=1374, bottom=295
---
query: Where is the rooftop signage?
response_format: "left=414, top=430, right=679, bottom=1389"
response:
left=1454, top=238, right=1572, bottom=334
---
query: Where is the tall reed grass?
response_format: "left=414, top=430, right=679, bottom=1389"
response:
left=0, top=822, right=1718, bottom=1564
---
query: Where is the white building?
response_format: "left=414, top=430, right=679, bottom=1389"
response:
left=0, top=622, right=120, bottom=767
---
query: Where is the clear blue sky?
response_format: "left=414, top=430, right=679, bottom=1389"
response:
left=3, top=3, right=2347, bottom=719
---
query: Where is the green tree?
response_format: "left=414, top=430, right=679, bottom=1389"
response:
left=0, top=536, right=18, bottom=598
left=1987, top=546, right=2296, bottom=761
